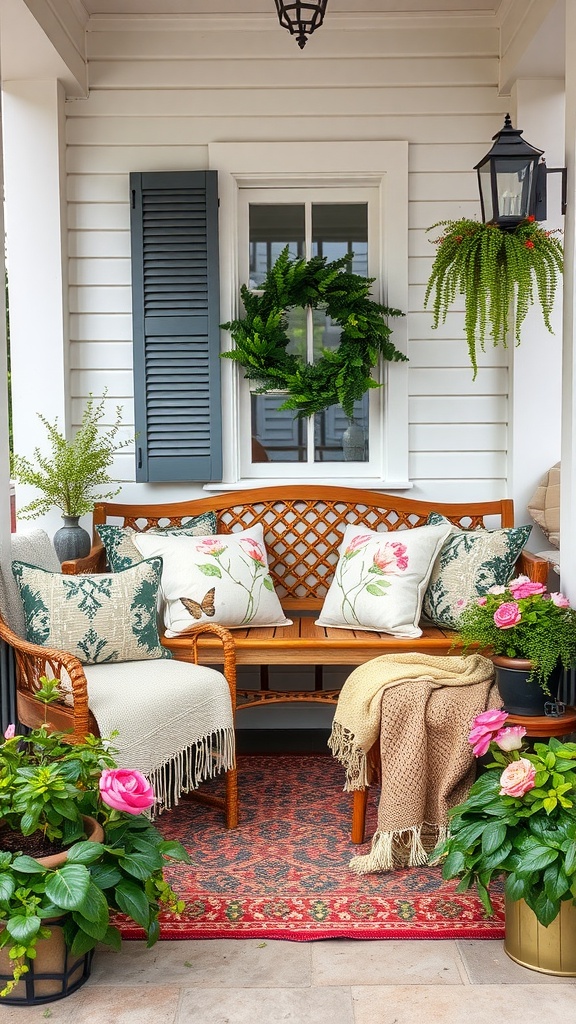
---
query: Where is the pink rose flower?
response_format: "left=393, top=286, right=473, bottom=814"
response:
left=99, top=768, right=155, bottom=815
left=240, top=537, right=266, bottom=566
left=499, top=757, right=536, bottom=798
left=344, top=534, right=372, bottom=557
left=550, top=592, right=570, bottom=608
left=509, top=580, right=547, bottom=599
left=508, top=575, right=529, bottom=587
left=486, top=585, right=506, bottom=595
left=494, top=726, right=526, bottom=752
left=467, top=709, right=509, bottom=757
left=3, top=724, right=15, bottom=740
left=477, top=596, right=487, bottom=606
left=493, top=602, right=522, bottom=629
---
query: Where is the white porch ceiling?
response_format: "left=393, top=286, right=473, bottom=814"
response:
left=79, top=1, right=504, bottom=14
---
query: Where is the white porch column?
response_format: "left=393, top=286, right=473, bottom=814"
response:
left=560, top=5, right=576, bottom=603
left=509, top=80, right=564, bottom=547
left=2, top=79, right=68, bottom=536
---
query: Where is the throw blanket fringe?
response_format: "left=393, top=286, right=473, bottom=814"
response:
left=327, top=722, right=370, bottom=791
left=148, top=726, right=235, bottom=817
left=349, top=822, right=449, bottom=875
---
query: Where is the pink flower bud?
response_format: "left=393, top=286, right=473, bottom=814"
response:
left=494, top=726, right=526, bottom=752
left=550, top=592, right=570, bottom=608
left=3, top=724, right=15, bottom=740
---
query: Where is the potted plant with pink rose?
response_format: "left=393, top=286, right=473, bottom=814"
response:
left=0, top=683, right=190, bottom=1003
left=430, top=710, right=576, bottom=974
left=455, top=575, right=576, bottom=714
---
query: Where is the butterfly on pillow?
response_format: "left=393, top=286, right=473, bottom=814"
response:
left=180, top=589, right=216, bottom=620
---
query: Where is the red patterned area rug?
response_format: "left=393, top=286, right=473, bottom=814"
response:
left=117, top=754, right=504, bottom=941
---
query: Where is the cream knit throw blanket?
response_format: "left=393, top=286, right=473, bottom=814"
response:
left=84, top=661, right=235, bottom=816
left=328, top=653, right=499, bottom=874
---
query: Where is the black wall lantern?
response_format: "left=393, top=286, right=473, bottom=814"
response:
left=474, top=114, right=567, bottom=228
left=274, top=0, right=328, bottom=49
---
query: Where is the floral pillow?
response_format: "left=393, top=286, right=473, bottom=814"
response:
left=131, top=525, right=291, bottom=634
left=11, top=558, right=168, bottom=664
left=315, top=521, right=451, bottom=637
left=422, top=512, right=532, bottom=629
left=96, top=512, right=217, bottom=572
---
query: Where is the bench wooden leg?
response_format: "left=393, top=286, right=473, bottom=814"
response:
left=225, top=765, right=239, bottom=829
left=351, top=788, right=368, bottom=844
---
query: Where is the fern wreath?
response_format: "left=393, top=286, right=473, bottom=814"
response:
left=221, top=247, right=406, bottom=419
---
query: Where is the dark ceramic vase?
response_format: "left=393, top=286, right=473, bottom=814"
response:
left=53, top=516, right=91, bottom=563
left=493, top=655, right=562, bottom=716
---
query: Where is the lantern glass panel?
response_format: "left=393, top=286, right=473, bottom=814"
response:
left=477, top=164, right=494, bottom=222
left=494, top=158, right=534, bottom=220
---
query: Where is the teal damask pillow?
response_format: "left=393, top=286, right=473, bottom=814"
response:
left=11, top=558, right=169, bottom=664
left=422, top=512, right=532, bottom=629
left=96, top=512, right=217, bottom=572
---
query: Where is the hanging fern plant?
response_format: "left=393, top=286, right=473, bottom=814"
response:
left=221, top=247, right=406, bottom=419
left=424, top=217, right=563, bottom=378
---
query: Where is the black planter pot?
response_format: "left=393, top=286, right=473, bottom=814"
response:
left=0, top=922, right=93, bottom=1004
left=53, top=516, right=91, bottom=563
left=493, top=656, right=561, bottom=716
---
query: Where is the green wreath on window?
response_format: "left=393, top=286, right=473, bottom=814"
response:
left=220, top=247, right=406, bottom=419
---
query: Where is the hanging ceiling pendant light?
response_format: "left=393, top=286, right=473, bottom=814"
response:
left=274, top=1, right=329, bottom=49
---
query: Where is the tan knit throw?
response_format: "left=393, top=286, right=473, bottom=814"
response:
left=328, top=653, right=500, bottom=874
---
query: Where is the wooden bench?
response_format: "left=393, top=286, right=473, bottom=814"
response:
left=70, top=484, right=546, bottom=696
left=67, top=484, right=546, bottom=841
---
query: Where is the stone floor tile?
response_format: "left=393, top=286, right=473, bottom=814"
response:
left=1, top=998, right=79, bottom=1024
left=90, top=938, right=312, bottom=987
left=177, top=986, right=355, bottom=1024
left=351, top=983, right=576, bottom=1024
left=456, top=939, right=576, bottom=985
left=312, top=938, right=466, bottom=986
left=68, top=984, right=180, bottom=1023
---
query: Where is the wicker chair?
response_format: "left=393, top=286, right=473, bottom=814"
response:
left=0, top=529, right=238, bottom=827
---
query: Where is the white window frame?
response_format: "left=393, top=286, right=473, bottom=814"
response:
left=208, top=141, right=410, bottom=491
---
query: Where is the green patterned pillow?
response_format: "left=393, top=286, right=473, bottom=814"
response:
left=11, top=558, right=169, bottom=664
left=97, top=512, right=217, bottom=572
left=422, top=513, right=532, bottom=629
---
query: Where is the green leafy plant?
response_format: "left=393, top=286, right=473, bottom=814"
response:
left=11, top=391, right=134, bottom=518
left=221, top=246, right=406, bottom=418
left=430, top=709, right=576, bottom=928
left=0, top=683, right=190, bottom=998
left=424, top=217, right=563, bottom=378
left=455, top=575, right=576, bottom=694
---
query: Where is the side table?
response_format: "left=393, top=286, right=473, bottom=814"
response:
left=505, top=706, right=576, bottom=738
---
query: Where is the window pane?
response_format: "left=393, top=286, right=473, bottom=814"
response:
left=314, top=397, right=369, bottom=463
left=251, top=393, right=308, bottom=463
left=249, top=205, right=305, bottom=286
left=311, top=204, right=368, bottom=276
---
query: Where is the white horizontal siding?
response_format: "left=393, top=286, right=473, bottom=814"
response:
left=65, top=16, right=509, bottom=503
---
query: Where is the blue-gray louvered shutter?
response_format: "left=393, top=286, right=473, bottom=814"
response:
left=130, top=171, right=222, bottom=482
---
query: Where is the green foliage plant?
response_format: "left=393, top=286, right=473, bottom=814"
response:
left=424, top=217, right=563, bottom=378
left=0, top=683, right=190, bottom=998
left=11, top=391, right=134, bottom=519
left=455, top=576, right=576, bottom=695
left=221, top=246, right=406, bottom=419
left=430, top=712, right=576, bottom=928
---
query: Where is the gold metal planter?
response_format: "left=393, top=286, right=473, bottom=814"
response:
left=505, top=895, right=576, bottom=976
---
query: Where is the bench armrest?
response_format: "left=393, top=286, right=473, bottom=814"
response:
left=0, top=614, right=91, bottom=740
left=61, top=540, right=107, bottom=575
left=165, top=622, right=237, bottom=716
left=516, top=548, right=549, bottom=586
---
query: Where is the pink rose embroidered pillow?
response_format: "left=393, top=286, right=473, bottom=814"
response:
left=131, top=525, right=291, bottom=634
left=316, top=521, right=451, bottom=637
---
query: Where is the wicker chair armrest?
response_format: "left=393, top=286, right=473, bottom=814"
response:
left=169, top=622, right=237, bottom=715
left=61, top=541, right=107, bottom=575
left=516, top=548, right=549, bottom=586
left=0, top=614, right=91, bottom=738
